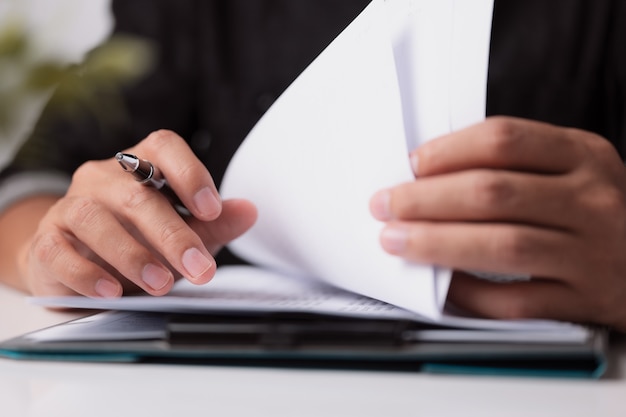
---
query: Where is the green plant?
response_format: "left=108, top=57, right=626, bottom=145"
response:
left=0, top=20, right=155, bottom=136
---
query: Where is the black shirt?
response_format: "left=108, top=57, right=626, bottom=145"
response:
left=2, top=0, right=625, bottom=195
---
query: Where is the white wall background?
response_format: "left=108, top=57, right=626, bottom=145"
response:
left=0, top=0, right=112, bottom=167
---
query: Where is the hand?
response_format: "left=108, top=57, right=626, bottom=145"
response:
left=370, top=116, right=626, bottom=330
left=19, top=130, right=257, bottom=298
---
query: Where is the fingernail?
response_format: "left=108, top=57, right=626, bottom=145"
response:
left=410, top=152, right=419, bottom=176
left=193, top=187, right=221, bottom=218
left=380, top=226, right=408, bottom=254
left=370, top=189, right=391, bottom=220
left=142, top=263, right=172, bottom=291
left=95, top=278, right=121, bottom=298
left=182, top=247, right=213, bottom=281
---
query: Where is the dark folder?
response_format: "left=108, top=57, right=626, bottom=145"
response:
left=0, top=310, right=608, bottom=378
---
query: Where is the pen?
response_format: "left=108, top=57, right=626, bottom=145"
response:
left=115, top=152, right=191, bottom=216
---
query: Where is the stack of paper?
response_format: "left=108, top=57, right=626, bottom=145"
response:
left=220, top=0, right=494, bottom=319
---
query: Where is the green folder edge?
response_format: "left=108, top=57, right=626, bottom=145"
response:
left=0, top=345, right=607, bottom=379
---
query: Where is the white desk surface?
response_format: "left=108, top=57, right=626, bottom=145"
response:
left=1, top=285, right=625, bottom=417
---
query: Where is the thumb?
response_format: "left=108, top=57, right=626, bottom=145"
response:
left=191, top=198, right=257, bottom=255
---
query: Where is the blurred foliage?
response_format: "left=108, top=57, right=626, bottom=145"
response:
left=0, top=20, right=155, bottom=137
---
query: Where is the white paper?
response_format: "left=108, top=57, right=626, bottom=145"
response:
left=221, top=0, right=443, bottom=318
left=220, top=0, right=493, bottom=319
left=31, top=265, right=590, bottom=338
left=386, top=0, right=494, bottom=148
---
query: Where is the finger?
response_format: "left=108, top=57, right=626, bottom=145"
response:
left=57, top=196, right=175, bottom=295
left=412, top=117, right=586, bottom=176
left=190, top=199, right=258, bottom=254
left=371, top=170, right=576, bottom=230
left=378, top=221, right=584, bottom=279
left=131, top=130, right=222, bottom=220
left=448, top=272, right=591, bottom=324
left=115, top=182, right=217, bottom=285
left=28, top=230, right=123, bottom=298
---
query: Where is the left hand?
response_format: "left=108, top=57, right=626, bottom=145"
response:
left=370, top=116, right=626, bottom=330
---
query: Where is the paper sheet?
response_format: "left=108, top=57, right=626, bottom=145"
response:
left=386, top=0, right=494, bottom=147
left=220, top=0, right=494, bottom=319
left=31, top=266, right=589, bottom=336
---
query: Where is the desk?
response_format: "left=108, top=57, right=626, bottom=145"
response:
left=1, top=285, right=625, bottom=417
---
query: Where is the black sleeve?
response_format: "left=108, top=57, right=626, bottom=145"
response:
left=487, top=0, right=626, bottom=156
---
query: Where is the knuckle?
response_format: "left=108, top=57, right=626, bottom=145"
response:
left=113, top=239, right=141, bottom=265
left=575, top=130, right=621, bottom=171
left=72, top=160, right=99, bottom=182
left=62, top=260, right=103, bottom=293
left=114, top=241, right=155, bottom=274
left=491, top=230, right=531, bottom=268
left=142, top=129, right=181, bottom=152
left=595, top=189, right=626, bottom=215
left=483, top=117, right=520, bottom=157
left=63, top=196, right=103, bottom=227
left=583, top=130, right=614, bottom=155
left=119, top=186, right=156, bottom=213
left=64, top=257, right=87, bottom=282
left=157, top=220, right=192, bottom=248
left=470, top=173, right=514, bottom=208
left=31, top=232, right=65, bottom=266
left=173, top=159, right=195, bottom=180
left=581, top=187, right=626, bottom=233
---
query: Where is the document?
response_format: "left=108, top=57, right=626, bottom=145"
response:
left=32, top=265, right=589, bottom=336
left=220, top=0, right=494, bottom=319
left=19, top=265, right=606, bottom=378
left=31, top=0, right=567, bottom=334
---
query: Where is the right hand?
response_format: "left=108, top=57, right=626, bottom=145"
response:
left=19, top=130, right=257, bottom=298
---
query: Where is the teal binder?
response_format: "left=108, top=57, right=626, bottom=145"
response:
left=0, top=310, right=608, bottom=378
